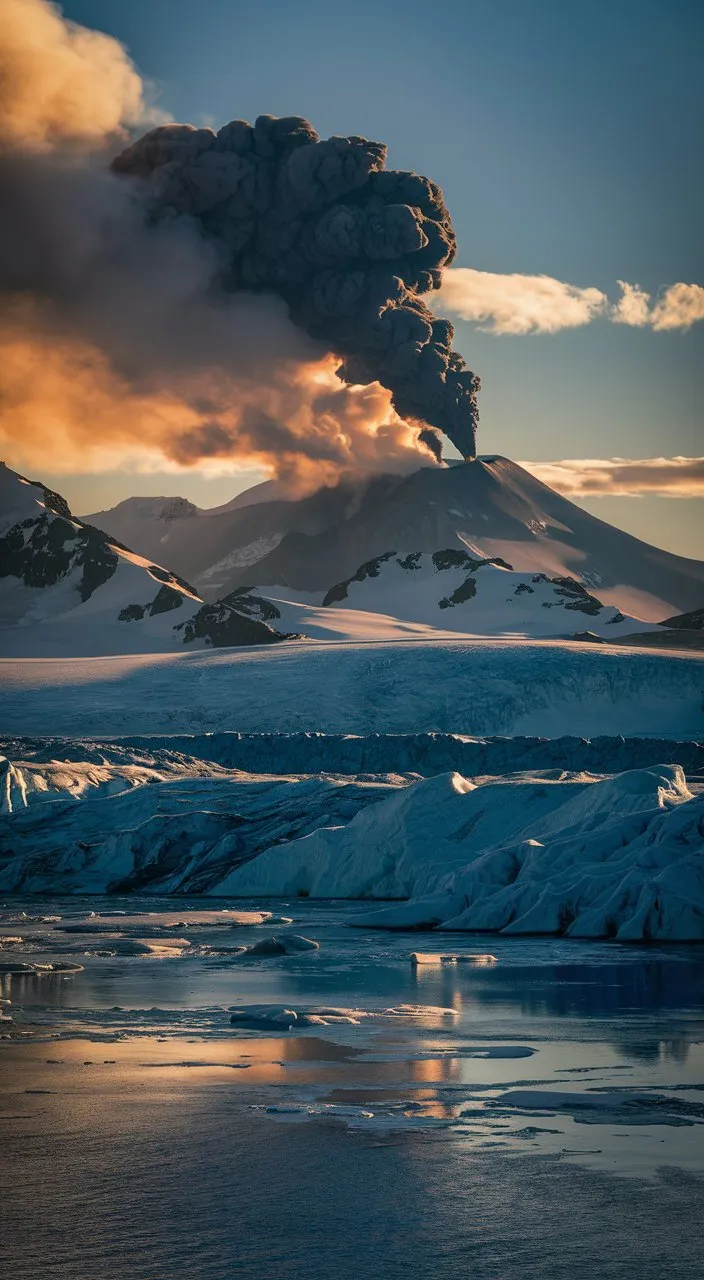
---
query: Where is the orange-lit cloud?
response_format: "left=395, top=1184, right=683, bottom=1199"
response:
left=520, top=456, right=704, bottom=498
left=0, top=0, right=438, bottom=487
left=0, top=0, right=149, bottom=150
left=0, top=302, right=433, bottom=485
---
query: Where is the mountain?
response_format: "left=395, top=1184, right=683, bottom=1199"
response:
left=8, top=460, right=702, bottom=653
left=0, top=464, right=294, bottom=656
left=306, top=550, right=658, bottom=640
left=661, top=606, right=704, bottom=630
left=86, top=459, right=704, bottom=622
left=228, top=550, right=661, bottom=644
left=237, top=459, right=704, bottom=622
left=83, top=478, right=365, bottom=598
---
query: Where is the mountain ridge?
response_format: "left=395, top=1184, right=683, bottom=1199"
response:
left=237, top=459, right=704, bottom=621
left=0, top=464, right=295, bottom=655
left=84, top=457, right=704, bottom=622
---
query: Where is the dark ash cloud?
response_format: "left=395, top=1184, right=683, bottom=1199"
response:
left=0, top=0, right=479, bottom=484
left=112, top=114, right=480, bottom=459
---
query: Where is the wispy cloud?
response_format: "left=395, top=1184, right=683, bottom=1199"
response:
left=519, top=456, right=704, bottom=498
left=436, top=269, right=704, bottom=335
left=612, top=281, right=704, bottom=331
left=436, top=269, right=607, bottom=334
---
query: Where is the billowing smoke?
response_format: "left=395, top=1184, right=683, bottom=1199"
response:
left=0, top=0, right=478, bottom=486
left=112, top=115, right=480, bottom=460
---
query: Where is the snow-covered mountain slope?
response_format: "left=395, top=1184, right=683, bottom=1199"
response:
left=226, top=459, right=704, bottom=622
left=218, top=764, right=704, bottom=942
left=1, top=640, right=701, bottom=738
left=0, top=465, right=294, bottom=655
left=221, top=585, right=467, bottom=642
left=315, top=550, right=658, bottom=640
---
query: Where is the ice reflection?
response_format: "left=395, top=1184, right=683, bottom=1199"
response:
left=2, top=894, right=704, bottom=1183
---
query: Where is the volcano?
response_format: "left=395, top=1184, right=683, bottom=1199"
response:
left=88, top=458, right=704, bottom=623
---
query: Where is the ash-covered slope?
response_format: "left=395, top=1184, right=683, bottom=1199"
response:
left=0, top=465, right=294, bottom=655
left=237, top=459, right=704, bottom=622
left=317, top=549, right=657, bottom=640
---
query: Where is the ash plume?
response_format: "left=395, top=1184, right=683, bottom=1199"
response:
left=113, top=115, right=480, bottom=460
left=0, top=0, right=478, bottom=484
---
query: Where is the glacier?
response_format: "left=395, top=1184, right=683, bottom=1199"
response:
left=1, top=737, right=702, bottom=941
left=219, top=765, right=704, bottom=942
left=1, top=639, right=702, bottom=738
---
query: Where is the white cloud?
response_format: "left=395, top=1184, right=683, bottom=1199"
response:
left=649, top=282, right=704, bottom=331
left=519, top=456, right=704, bottom=498
left=435, top=269, right=704, bottom=335
left=434, top=268, right=608, bottom=334
left=611, top=281, right=652, bottom=327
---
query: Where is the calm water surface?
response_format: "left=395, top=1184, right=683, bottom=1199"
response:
left=1, top=895, right=703, bottom=1280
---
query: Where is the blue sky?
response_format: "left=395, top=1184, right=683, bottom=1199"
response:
left=53, top=0, right=703, bottom=552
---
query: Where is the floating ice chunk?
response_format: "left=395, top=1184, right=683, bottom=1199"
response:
left=55, top=910, right=274, bottom=933
left=494, top=1088, right=704, bottom=1126
left=499, top=1089, right=633, bottom=1111
left=228, top=1002, right=456, bottom=1031
left=0, top=960, right=84, bottom=974
left=230, top=1005, right=300, bottom=1029
left=226, top=934, right=320, bottom=959
left=381, top=1003, right=458, bottom=1019
left=83, top=936, right=191, bottom=956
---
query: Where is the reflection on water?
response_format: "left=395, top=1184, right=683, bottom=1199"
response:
left=409, top=954, right=704, bottom=1022
left=1, top=895, right=704, bottom=1279
left=2, top=897, right=704, bottom=1161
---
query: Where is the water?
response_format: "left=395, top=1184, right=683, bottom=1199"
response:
left=1, top=895, right=703, bottom=1279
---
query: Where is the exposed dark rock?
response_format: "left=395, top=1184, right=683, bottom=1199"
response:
left=0, top=512, right=118, bottom=600
left=323, top=552, right=397, bottom=605
left=224, top=589, right=282, bottom=622
left=174, top=600, right=295, bottom=647
left=439, top=576, right=477, bottom=609
left=148, top=584, right=184, bottom=615
left=571, top=631, right=607, bottom=644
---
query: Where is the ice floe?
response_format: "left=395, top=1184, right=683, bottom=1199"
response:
left=229, top=1003, right=458, bottom=1030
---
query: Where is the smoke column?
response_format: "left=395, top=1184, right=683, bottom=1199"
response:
left=0, top=0, right=479, bottom=485
left=113, top=115, right=480, bottom=460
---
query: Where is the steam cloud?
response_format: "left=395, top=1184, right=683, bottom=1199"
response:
left=0, top=0, right=479, bottom=484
